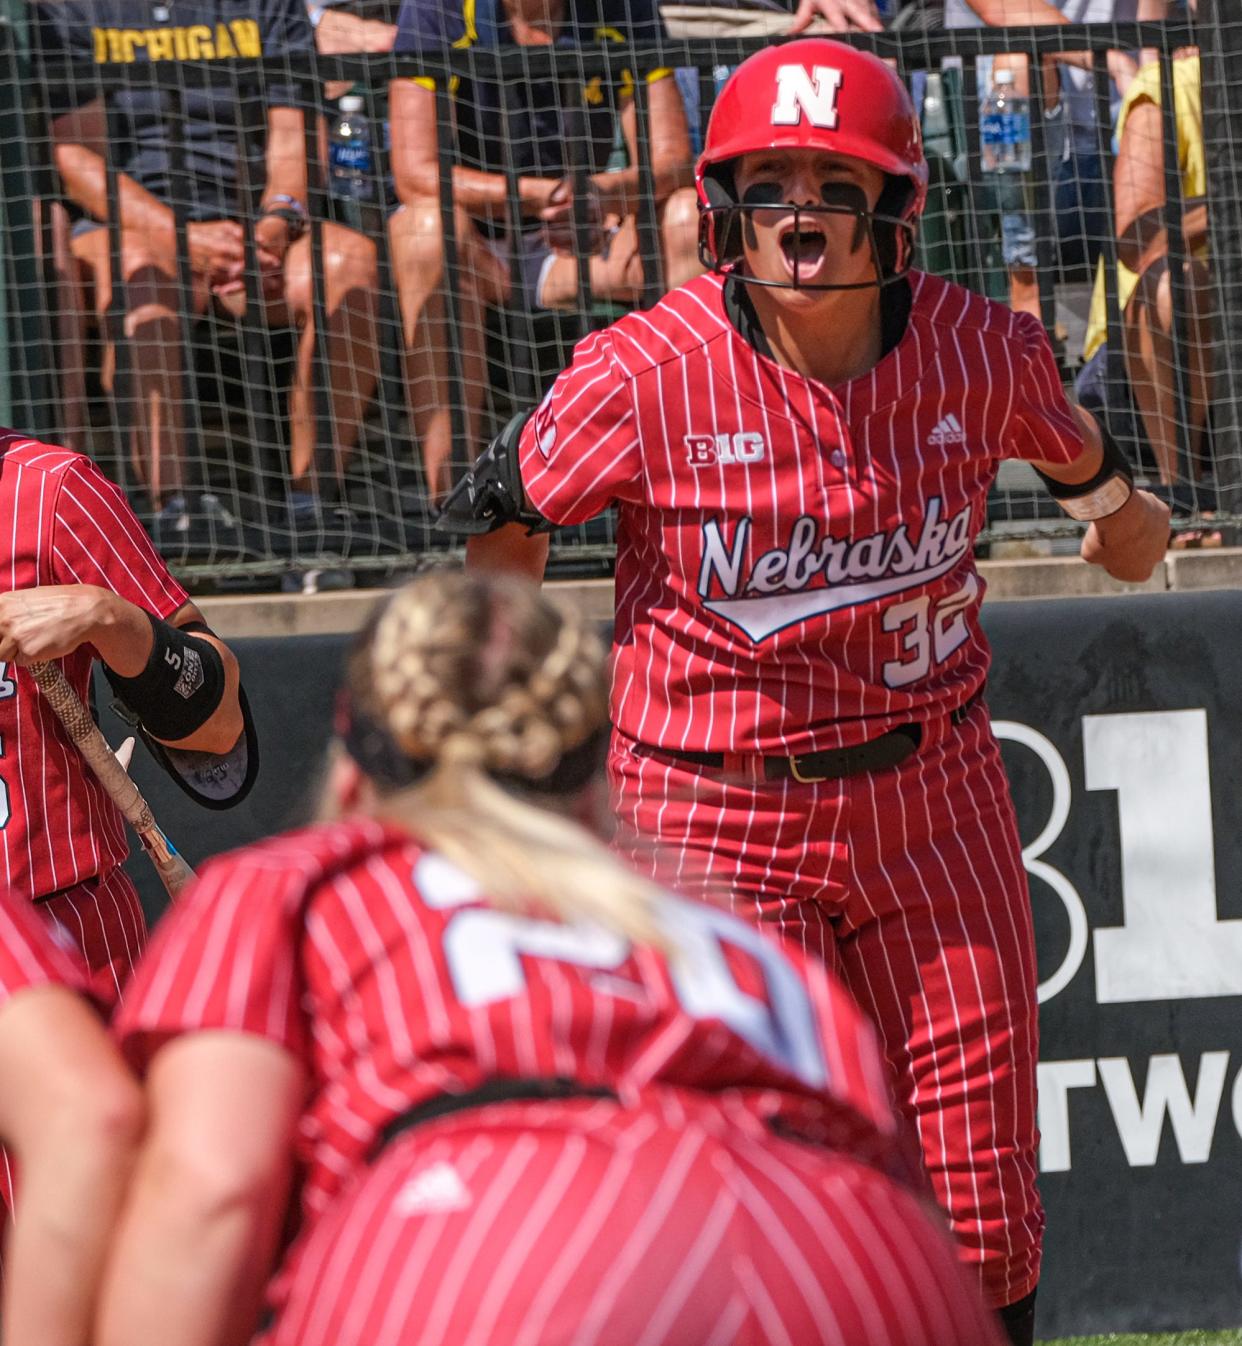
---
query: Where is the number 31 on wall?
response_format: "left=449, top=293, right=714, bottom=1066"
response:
left=998, top=708, right=1242, bottom=1005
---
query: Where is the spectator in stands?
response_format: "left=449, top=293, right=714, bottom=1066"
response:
left=788, top=0, right=883, bottom=30
left=307, top=0, right=399, bottom=50
left=386, top=0, right=700, bottom=499
left=1076, top=40, right=1215, bottom=541
left=35, top=1, right=379, bottom=543
left=945, top=0, right=1164, bottom=317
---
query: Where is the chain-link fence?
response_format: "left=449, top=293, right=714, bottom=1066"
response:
left=3, top=6, right=1235, bottom=585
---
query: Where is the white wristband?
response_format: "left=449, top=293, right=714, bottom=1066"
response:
left=1055, top=473, right=1134, bottom=522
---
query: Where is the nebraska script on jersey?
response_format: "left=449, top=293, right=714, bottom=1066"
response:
left=519, top=271, right=1084, bottom=754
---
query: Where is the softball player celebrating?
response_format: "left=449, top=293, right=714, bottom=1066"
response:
left=0, top=889, right=142, bottom=1346
left=98, top=572, right=1000, bottom=1346
left=444, top=41, right=1171, bottom=1344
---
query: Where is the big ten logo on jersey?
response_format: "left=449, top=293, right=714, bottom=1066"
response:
left=772, top=65, right=843, bottom=129
left=685, top=431, right=766, bottom=468
left=996, top=710, right=1242, bottom=1174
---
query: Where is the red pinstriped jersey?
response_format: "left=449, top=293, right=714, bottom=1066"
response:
left=116, top=817, right=903, bottom=1226
left=0, top=432, right=188, bottom=901
left=519, top=270, right=1084, bottom=754
left=0, top=886, right=86, bottom=1002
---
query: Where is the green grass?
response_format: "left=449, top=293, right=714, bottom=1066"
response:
left=1040, top=1335, right=1242, bottom=1345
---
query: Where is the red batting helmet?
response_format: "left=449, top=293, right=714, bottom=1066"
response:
left=696, top=40, right=929, bottom=287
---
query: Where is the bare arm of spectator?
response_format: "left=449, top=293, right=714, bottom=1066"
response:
left=1113, top=93, right=1207, bottom=275
left=787, top=0, right=882, bottom=37
left=535, top=73, right=694, bottom=251
left=51, top=99, right=244, bottom=288
left=959, top=0, right=1143, bottom=98
left=316, top=6, right=397, bottom=100
left=253, top=105, right=311, bottom=296
left=389, top=77, right=562, bottom=217
left=315, top=7, right=397, bottom=52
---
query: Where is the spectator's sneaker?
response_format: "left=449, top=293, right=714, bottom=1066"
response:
left=279, top=565, right=356, bottom=595
left=197, top=493, right=240, bottom=530
left=153, top=492, right=245, bottom=560
left=287, top=489, right=322, bottom=529
left=285, top=489, right=358, bottom=553
left=152, top=493, right=190, bottom=542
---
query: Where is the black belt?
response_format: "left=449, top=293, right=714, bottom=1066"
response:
left=34, top=877, right=100, bottom=906
left=637, top=688, right=985, bottom=785
left=373, top=1076, right=619, bottom=1159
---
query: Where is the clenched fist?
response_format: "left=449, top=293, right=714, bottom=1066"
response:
left=1081, top=489, right=1171, bottom=583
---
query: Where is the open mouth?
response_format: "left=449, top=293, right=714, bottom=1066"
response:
left=778, top=222, right=828, bottom=277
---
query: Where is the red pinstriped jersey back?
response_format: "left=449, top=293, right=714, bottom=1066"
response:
left=519, top=271, right=1084, bottom=755
left=116, top=817, right=903, bottom=1228
left=0, top=433, right=188, bottom=903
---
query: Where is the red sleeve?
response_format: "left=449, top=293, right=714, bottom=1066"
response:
left=115, top=852, right=311, bottom=1071
left=518, top=329, right=644, bottom=526
left=0, top=889, right=87, bottom=1004
left=51, top=459, right=189, bottom=619
left=1004, top=313, right=1087, bottom=466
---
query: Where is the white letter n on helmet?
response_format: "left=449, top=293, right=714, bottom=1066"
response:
left=771, top=65, right=843, bottom=129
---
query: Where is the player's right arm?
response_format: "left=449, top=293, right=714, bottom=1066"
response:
left=442, top=329, right=643, bottom=577
left=0, top=458, right=247, bottom=758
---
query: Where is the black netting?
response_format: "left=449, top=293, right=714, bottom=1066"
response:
left=1, top=6, right=1235, bottom=585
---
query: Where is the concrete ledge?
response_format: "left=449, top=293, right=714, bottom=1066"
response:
left=195, top=549, right=1242, bottom=638
left=978, top=554, right=1170, bottom=601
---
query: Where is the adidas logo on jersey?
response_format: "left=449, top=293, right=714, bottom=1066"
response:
left=394, top=1162, right=473, bottom=1216
left=926, top=414, right=966, bottom=447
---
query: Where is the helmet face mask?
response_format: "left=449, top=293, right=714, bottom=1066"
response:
left=695, top=41, right=928, bottom=293
left=697, top=191, right=919, bottom=293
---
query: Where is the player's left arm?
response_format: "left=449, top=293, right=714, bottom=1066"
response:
left=1006, top=314, right=1170, bottom=583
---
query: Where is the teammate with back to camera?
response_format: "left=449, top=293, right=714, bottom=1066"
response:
left=442, top=40, right=1171, bottom=1346
left=95, top=572, right=1002, bottom=1346
left=0, top=429, right=257, bottom=1010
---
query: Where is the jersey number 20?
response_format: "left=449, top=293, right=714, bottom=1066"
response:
left=416, top=854, right=828, bottom=1091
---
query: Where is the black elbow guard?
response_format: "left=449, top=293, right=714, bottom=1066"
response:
left=104, top=613, right=226, bottom=742
left=105, top=617, right=258, bottom=810
left=434, top=410, right=555, bottom=536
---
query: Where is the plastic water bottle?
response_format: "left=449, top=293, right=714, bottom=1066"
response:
left=980, top=69, right=1032, bottom=174
left=329, top=94, right=374, bottom=203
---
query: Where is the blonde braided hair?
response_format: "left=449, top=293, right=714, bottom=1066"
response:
left=348, top=572, right=663, bottom=943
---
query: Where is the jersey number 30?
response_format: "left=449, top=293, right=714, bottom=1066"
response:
left=416, top=854, right=829, bottom=1091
